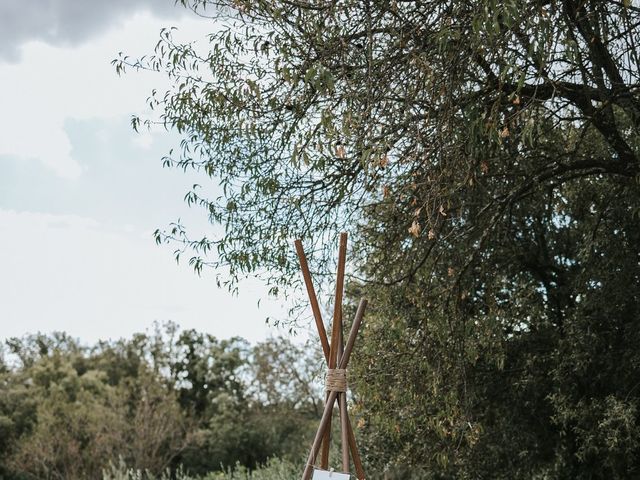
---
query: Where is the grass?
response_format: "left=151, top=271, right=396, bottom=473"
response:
left=102, top=458, right=299, bottom=480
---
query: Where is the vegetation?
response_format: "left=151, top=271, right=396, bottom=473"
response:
left=119, top=0, right=640, bottom=477
left=115, top=0, right=640, bottom=290
left=0, top=326, right=321, bottom=480
left=118, top=0, right=640, bottom=477
left=7, top=0, right=640, bottom=477
left=102, top=458, right=298, bottom=480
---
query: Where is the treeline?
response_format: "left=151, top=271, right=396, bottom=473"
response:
left=0, top=324, right=322, bottom=479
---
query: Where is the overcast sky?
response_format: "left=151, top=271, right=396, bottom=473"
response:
left=0, top=0, right=299, bottom=344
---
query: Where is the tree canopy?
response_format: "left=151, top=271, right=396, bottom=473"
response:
left=115, top=0, right=639, bottom=289
left=115, top=1, right=640, bottom=477
left=0, top=327, right=322, bottom=479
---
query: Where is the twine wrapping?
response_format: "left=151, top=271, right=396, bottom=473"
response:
left=325, top=368, right=347, bottom=392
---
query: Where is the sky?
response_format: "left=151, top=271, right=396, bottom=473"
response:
left=0, top=0, right=298, bottom=345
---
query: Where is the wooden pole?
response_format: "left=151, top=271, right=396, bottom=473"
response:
left=302, top=390, right=339, bottom=480
left=295, top=239, right=330, bottom=360
left=329, top=232, right=348, bottom=366
left=345, top=406, right=366, bottom=479
left=301, top=298, right=367, bottom=480
left=341, top=299, right=368, bottom=479
left=320, top=232, right=348, bottom=469
left=295, top=237, right=364, bottom=475
left=340, top=298, right=367, bottom=369
left=338, top=324, right=350, bottom=473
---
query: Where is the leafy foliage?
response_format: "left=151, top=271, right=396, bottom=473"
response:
left=0, top=326, right=321, bottom=480
left=112, top=0, right=640, bottom=477
left=102, top=457, right=298, bottom=480
left=114, top=0, right=639, bottom=291
left=350, top=142, right=640, bottom=479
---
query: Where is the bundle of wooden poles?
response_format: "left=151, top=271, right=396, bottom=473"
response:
left=295, top=233, right=367, bottom=480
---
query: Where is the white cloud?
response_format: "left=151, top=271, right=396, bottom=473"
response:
left=0, top=11, right=212, bottom=179
left=0, top=10, right=308, bottom=346
left=0, top=0, right=185, bottom=62
left=0, top=209, right=287, bottom=344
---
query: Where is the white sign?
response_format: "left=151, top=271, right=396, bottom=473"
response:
left=312, top=470, right=351, bottom=480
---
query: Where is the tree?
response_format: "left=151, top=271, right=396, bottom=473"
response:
left=114, top=0, right=639, bottom=288
left=177, top=336, right=323, bottom=474
left=0, top=329, right=322, bottom=478
left=350, top=172, right=640, bottom=478
left=115, top=1, right=640, bottom=477
left=245, top=338, right=324, bottom=463
left=0, top=334, right=189, bottom=480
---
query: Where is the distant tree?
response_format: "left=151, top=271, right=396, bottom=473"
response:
left=245, top=338, right=323, bottom=462
left=178, top=336, right=323, bottom=474
left=248, top=337, right=322, bottom=414
left=5, top=350, right=128, bottom=479
left=0, top=335, right=188, bottom=480
left=0, top=328, right=319, bottom=478
left=169, top=330, right=248, bottom=417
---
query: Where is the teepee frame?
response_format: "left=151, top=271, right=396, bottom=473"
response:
left=295, top=233, right=367, bottom=480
